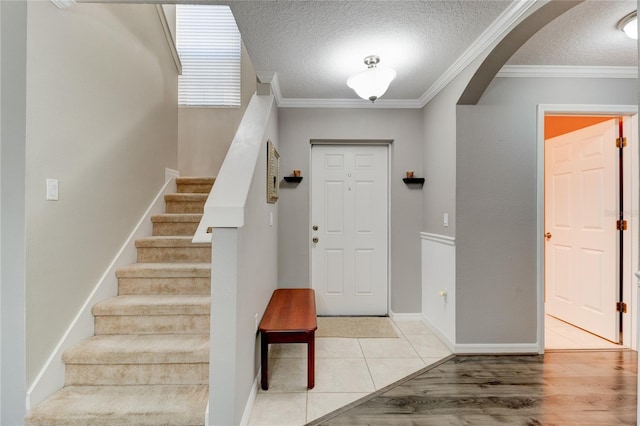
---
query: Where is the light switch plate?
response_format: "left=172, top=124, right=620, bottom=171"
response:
left=46, top=179, right=59, bottom=201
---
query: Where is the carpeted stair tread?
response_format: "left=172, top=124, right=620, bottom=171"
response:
left=92, top=295, right=210, bottom=316
left=176, top=177, right=215, bottom=194
left=135, top=236, right=209, bottom=248
left=135, top=237, right=211, bottom=263
left=62, top=334, right=209, bottom=364
left=176, top=177, right=215, bottom=184
left=151, top=213, right=202, bottom=223
left=116, top=263, right=211, bottom=278
left=24, top=385, right=208, bottom=426
left=164, top=193, right=208, bottom=202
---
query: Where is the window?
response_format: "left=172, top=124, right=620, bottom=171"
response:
left=176, top=5, right=241, bottom=107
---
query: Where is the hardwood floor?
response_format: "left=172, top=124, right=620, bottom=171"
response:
left=308, top=351, right=637, bottom=425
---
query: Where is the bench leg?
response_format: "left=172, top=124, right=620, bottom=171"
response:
left=261, top=333, right=269, bottom=390
left=307, top=331, right=315, bottom=389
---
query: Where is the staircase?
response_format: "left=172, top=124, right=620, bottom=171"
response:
left=25, top=177, right=214, bottom=426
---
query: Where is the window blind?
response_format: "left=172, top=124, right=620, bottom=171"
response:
left=177, top=5, right=241, bottom=107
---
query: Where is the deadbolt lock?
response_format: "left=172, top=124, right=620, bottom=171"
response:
left=313, top=225, right=318, bottom=231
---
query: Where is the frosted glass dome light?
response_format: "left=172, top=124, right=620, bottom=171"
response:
left=618, top=11, right=638, bottom=40
left=347, top=55, right=396, bottom=102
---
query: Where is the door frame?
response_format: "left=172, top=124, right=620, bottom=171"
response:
left=536, top=104, right=639, bottom=354
left=309, top=139, right=393, bottom=315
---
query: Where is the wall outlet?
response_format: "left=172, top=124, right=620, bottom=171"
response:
left=443, top=213, right=449, bottom=227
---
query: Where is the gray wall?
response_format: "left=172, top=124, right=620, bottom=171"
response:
left=456, top=76, right=638, bottom=344
left=1, top=1, right=27, bottom=423
left=236, top=102, right=279, bottom=422
left=178, top=43, right=257, bottom=176
left=25, top=2, right=178, bottom=383
left=278, top=108, right=423, bottom=314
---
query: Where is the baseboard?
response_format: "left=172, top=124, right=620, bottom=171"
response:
left=453, top=343, right=539, bottom=354
left=420, top=314, right=456, bottom=353
left=239, top=369, right=260, bottom=426
left=419, top=314, right=537, bottom=354
left=26, top=177, right=178, bottom=410
left=388, top=311, right=422, bottom=321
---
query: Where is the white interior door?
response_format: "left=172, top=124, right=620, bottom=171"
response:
left=545, top=118, right=619, bottom=342
left=311, top=144, right=388, bottom=315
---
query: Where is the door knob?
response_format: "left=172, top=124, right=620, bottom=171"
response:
left=312, top=237, right=319, bottom=243
left=313, top=225, right=318, bottom=231
left=545, top=232, right=552, bottom=240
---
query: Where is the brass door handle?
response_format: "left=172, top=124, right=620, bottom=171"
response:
left=545, top=232, right=552, bottom=240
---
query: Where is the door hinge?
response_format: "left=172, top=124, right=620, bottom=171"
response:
left=617, top=220, right=628, bottom=231
left=616, top=137, right=627, bottom=148
left=617, top=302, right=628, bottom=313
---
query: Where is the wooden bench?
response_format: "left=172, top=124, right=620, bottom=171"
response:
left=258, top=288, right=317, bottom=390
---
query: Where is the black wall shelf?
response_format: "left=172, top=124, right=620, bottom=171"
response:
left=283, top=176, right=303, bottom=183
left=403, top=177, right=425, bottom=186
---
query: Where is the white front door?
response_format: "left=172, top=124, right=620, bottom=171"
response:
left=311, top=144, right=388, bottom=315
left=545, top=118, right=619, bottom=342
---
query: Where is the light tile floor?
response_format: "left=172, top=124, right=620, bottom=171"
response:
left=545, top=314, right=625, bottom=350
left=247, top=318, right=451, bottom=426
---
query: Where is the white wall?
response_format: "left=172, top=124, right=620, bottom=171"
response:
left=25, top=2, right=178, bottom=384
left=455, top=76, right=638, bottom=346
left=278, top=108, right=423, bottom=314
left=0, top=2, right=27, bottom=423
left=178, top=43, right=256, bottom=176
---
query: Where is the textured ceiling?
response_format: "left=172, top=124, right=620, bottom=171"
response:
left=221, top=0, right=638, bottom=105
left=228, top=1, right=510, bottom=100
left=508, top=0, right=638, bottom=66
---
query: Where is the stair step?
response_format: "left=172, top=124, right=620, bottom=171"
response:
left=24, top=385, right=208, bottom=426
left=65, top=363, right=208, bottom=386
left=164, top=193, right=207, bottom=214
left=93, top=295, right=210, bottom=316
left=176, top=177, right=215, bottom=194
left=116, top=263, right=210, bottom=295
left=62, top=334, right=208, bottom=385
left=63, top=334, right=209, bottom=364
left=151, top=213, right=202, bottom=236
left=135, top=236, right=211, bottom=263
left=93, top=295, right=210, bottom=335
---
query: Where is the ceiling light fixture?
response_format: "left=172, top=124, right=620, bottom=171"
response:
left=347, top=55, right=396, bottom=102
left=617, top=11, right=637, bottom=40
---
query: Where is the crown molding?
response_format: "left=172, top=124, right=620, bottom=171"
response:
left=417, top=0, right=538, bottom=107
left=51, top=0, right=76, bottom=9
left=497, top=65, right=638, bottom=79
left=276, top=97, right=422, bottom=109
left=257, top=71, right=421, bottom=108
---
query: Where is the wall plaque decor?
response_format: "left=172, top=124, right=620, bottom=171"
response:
left=267, top=140, right=280, bottom=203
